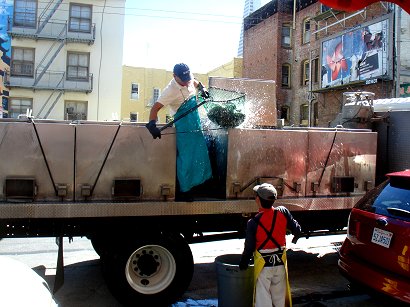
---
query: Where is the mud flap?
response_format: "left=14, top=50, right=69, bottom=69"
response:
left=53, top=236, right=64, bottom=294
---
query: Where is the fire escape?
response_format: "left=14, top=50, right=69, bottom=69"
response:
left=6, top=0, right=96, bottom=119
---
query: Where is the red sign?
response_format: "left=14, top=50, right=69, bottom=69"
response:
left=319, top=0, right=410, bottom=14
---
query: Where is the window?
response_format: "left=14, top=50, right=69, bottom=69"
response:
left=313, top=58, right=319, bottom=83
left=9, top=98, right=32, bottom=118
left=302, top=60, right=310, bottom=86
left=281, top=64, right=291, bottom=88
left=280, top=105, right=290, bottom=123
left=130, top=112, right=138, bottom=121
left=281, top=24, right=291, bottom=48
left=321, top=4, right=332, bottom=13
left=300, top=104, right=309, bottom=126
left=131, top=83, right=139, bottom=100
left=147, top=88, right=160, bottom=106
left=302, top=19, right=311, bottom=44
left=67, top=52, right=89, bottom=81
left=65, top=101, right=87, bottom=120
left=153, top=88, right=160, bottom=102
left=69, top=3, right=92, bottom=33
left=14, top=0, right=37, bottom=28
left=11, top=47, right=34, bottom=77
left=165, top=115, right=173, bottom=123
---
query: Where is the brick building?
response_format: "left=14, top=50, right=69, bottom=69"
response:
left=243, top=0, right=409, bottom=127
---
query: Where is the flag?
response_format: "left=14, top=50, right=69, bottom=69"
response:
left=319, top=0, right=410, bottom=14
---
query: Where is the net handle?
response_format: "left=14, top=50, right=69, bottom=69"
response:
left=159, top=98, right=210, bottom=132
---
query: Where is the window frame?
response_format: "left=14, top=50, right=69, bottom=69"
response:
left=131, top=83, right=139, bottom=100
left=66, top=52, right=90, bottom=81
left=13, top=0, right=37, bottom=28
left=153, top=88, right=160, bottom=102
left=281, top=63, right=291, bottom=88
left=280, top=105, right=290, bottom=124
left=64, top=100, right=88, bottom=120
left=302, top=59, right=310, bottom=86
left=147, top=87, right=160, bottom=106
left=11, top=47, right=35, bottom=77
left=313, top=58, right=319, bottom=84
left=69, top=3, right=92, bottom=33
left=302, top=18, right=311, bottom=44
left=9, top=97, right=33, bottom=118
left=300, top=104, right=309, bottom=126
left=281, top=24, right=292, bottom=48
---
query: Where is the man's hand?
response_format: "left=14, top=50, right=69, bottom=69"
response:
left=198, top=82, right=210, bottom=99
left=146, top=120, right=161, bottom=139
left=239, top=258, right=249, bottom=270
left=239, top=262, right=248, bottom=270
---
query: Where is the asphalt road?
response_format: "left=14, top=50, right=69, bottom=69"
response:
left=0, top=234, right=402, bottom=307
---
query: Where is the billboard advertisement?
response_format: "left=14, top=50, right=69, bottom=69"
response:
left=321, top=18, right=389, bottom=89
left=0, top=0, right=12, bottom=118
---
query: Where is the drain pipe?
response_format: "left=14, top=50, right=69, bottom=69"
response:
left=395, top=5, right=401, bottom=98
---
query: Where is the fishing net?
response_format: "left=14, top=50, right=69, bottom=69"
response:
left=203, top=87, right=246, bottom=128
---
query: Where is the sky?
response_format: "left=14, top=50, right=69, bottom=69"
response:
left=122, top=0, right=270, bottom=74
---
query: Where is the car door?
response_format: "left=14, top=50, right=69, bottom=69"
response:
left=350, top=178, right=410, bottom=278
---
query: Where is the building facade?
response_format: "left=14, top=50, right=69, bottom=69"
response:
left=243, top=0, right=409, bottom=127
left=207, top=57, right=243, bottom=79
left=121, top=66, right=208, bottom=123
left=3, top=0, right=124, bottom=121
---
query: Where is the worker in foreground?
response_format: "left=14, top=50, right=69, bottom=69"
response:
left=145, top=63, right=212, bottom=199
left=239, top=183, right=302, bottom=307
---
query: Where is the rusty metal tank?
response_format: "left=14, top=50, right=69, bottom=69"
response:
left=0, top=119, right=176, bottom=201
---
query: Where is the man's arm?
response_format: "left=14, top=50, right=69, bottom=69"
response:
left=276, top=206, right=302, bottom=238
left=149, top=102, right=164, bottom=121
left=146, top=102, right=164, bottom=139
left=239, top=218, right=257, bottom=269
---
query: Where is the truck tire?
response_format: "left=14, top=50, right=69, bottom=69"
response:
left=101, top=232, right=194, bottom=306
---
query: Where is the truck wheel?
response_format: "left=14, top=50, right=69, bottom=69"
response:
left=102, top=233, right=193, bottom=306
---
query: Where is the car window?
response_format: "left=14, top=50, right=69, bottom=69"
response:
left=355, top=179, right=410, bottom=222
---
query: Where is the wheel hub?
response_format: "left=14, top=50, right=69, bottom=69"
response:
left=125, top=244, right=177, bottom=295
left=131, top=249, right=161, bottom=277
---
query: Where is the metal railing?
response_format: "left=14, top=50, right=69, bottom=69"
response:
left=5, top=70, right=93, bottom=93
left=8, top=18, right=96, bottom=44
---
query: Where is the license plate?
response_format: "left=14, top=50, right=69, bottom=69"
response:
left=371, top=227, right=393, bottom=248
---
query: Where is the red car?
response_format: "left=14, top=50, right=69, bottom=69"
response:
left=338, top=170, right=410, bottom=304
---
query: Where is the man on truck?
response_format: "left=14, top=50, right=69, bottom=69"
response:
left=239, top=183, right=302, bottom=307
left=145, top=63, right=211, bottom=200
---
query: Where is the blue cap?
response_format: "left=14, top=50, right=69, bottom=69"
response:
left=173, top=63, right=192, bottom=82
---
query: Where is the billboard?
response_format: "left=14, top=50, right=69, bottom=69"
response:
left=321, top=18, right=389, bottom=89
left=0, top=0, right=12, bottom=118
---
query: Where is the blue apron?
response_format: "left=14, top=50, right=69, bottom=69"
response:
left=174, top=96, right=212, bottom=192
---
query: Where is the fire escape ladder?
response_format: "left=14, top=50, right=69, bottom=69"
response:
left=33, top=27, right=66, bottom=86
left=43, top=90, right=64, bottom=119
left=312, top=8, right=367, bottom=35
left=36, top=0, right=64, bottom=34
left=37, top=75, right=65, bottom=119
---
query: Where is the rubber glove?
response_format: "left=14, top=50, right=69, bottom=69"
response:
left=198, top=82, right=210, bottom=99
left=146, top=120, right=161, bottom=139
